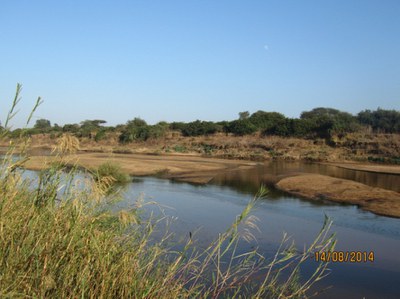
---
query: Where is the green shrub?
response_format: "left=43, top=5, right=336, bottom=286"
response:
left=94, top=129, right=107, bottom=142
left=249, top=111, right=286, bottom=130
left=62, top=123, right=80, bottom=134
left=173, top=145, right=187, bottom=153
left=181, top=120, right=219, bottom=136
left=119, top=126, right=150, bottom=143
left=300, top=107, right=359, bottom=138
left=358, top=108, right=400, bottom=133
left=148, top=124, right=168, bottom=139
left=93, top=162, right=130, bottom=185
left=34, top=118, right=51, bottom=132
left=169, top=122, right=187, bottom=131
left=224, top=119, right=258, bottom=136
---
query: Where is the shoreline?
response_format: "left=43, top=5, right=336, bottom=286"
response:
left=23, top=152, right=260, bottom=184
left=18, top=150, right=400, bottom=218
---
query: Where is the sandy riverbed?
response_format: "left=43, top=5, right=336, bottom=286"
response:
left=24, top=152, right=259, bottom=184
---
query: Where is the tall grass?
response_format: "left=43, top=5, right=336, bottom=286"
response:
left=0, top=85, right=335, bottom=298
left=91, top=162, right=131, bottom=195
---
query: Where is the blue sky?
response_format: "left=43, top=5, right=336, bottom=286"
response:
left=1, top=0, right=399, bottom=127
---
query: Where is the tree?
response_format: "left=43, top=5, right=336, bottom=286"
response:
left=263, top=118, right=292, bottom=136
left=119, top=126, right=150, bottom=143
left=238, top=111, right=250, bottom=120
left=126, top=117, right=147, bottom=128
left=300, top=107, right=358, bottom=138
left=34, top=119, right=51, bottom=132
left=79, top=119, right=107, bottom=138
left=63, top=124, right=80, bottom=134
left=224, top=120, right=257, bottom=136
left=249, top=111, right=286, bottom=130
left=169, top=122, right=186, bottom=132
left=358, top=108, right=400, bottom=133
left=52, top=123, right=62, bottom=132
left=181, top=120, right=218, bottom=137
left=119, top=117, right=152, bottom=143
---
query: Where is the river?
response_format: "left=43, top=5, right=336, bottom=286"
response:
left=16, top=159, right=400, bottom=298
left=115, top=161, right=400, bottom=299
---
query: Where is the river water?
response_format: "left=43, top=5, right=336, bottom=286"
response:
left=13, top=158, right=400, bottom=298
left=114, top=161, right=400, bottom=299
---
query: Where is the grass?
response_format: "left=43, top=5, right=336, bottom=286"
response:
left=0, top=84, right=336, bottom=298
left=173, top=145, right=188, bottom=153
left=91, top=161, right=131, bottom=194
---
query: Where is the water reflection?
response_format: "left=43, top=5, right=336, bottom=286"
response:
left=211, top=161, right=400, bottom=193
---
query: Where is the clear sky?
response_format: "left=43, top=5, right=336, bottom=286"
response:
left=1, top=0, right=399, bottom=128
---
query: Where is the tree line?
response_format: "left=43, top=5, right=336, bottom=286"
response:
left=4, top=107, right=400, bottom=142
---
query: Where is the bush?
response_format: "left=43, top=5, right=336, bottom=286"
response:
left=358, top=109, right=400, bottom=133
left=118, top=118, right=167, bottom=143
left=181, top=120, right=219, bottom=136
left=119, top=126, right=150, bottom=143
left=249, top=111, right=286, bottom=130
left=224, top=119, right=258, bottom=136
left=7, top=128, right=30, bottom=138
left=148, top=123, right=168, bottom=139
left=62, top=123, right=80, bottom=134
left=263, top=118, right=292, bottom=137
left=300, top=107, right=359, bottom=138
left=169, top=122, right=186, bottom=131
left=93, top=162, right=130, bottom=185
left=34, top=118, right=51, bottom=132
left=173, top=145, right=187, bottom=153
left=94, top=129, right=107, bottom=142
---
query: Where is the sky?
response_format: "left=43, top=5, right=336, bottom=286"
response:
left=1, top=0, right=399, bottom=128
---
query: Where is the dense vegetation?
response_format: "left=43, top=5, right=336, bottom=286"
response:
left=6, top=107, right=399, bottom=144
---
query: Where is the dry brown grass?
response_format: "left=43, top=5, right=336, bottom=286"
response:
left=53, top=134, right=80, bottom=155
left=2, top=131, right=399, bottom=163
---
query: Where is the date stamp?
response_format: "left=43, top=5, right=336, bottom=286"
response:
left=314, top=251, right=375, bottom=263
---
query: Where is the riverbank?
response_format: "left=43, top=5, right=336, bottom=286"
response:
left=4, top=131, right=400, bottom=164
left=24, top=152, right=259, bottom=184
